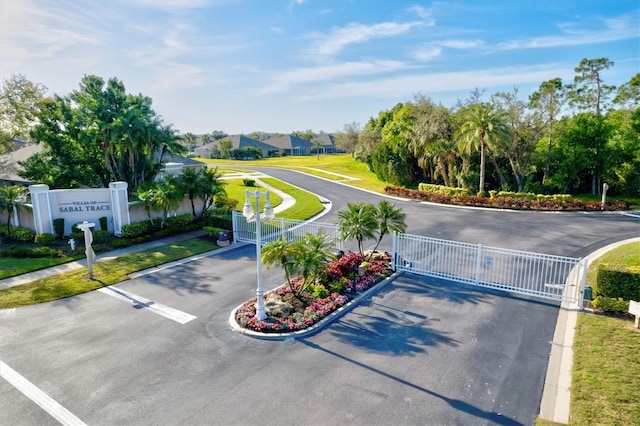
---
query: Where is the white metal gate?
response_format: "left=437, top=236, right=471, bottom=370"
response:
left=391, top=232, right=587, bottom=304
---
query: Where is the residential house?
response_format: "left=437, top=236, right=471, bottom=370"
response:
left=263, top=134, right=313, bottom=156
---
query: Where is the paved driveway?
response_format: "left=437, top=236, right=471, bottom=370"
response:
left=2, top=244, right=556, bottom=425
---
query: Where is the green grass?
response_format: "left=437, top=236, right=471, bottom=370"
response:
left=0, top=238, right=217, bottom=309
left=585, top=241, right=640, bottom=294
left=223, top=178, right=284, bottom=209
left=571, top=314, right=640, bottom=425
left=260, top=177, right=324, bottom=219
left=0, top=255, right=84, bottom=280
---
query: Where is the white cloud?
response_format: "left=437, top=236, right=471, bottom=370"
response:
left=298, top=64, right=573, bottom=100
left=308, top=21, right=425, bottom=58
left=256, top=60, right=409, bottom=95
left=440, top=39, right=484, bottom=49
left=499, top=13, right=638, bottom=50
left=408, top=4, right=436, bottom=25
left=413, top=46, right=442, bottom=62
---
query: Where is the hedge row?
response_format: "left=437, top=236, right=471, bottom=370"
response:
left=596, top=266, right=640, bottom=301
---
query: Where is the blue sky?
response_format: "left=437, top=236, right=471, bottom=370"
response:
left=1, top=0, right=638, bottom=135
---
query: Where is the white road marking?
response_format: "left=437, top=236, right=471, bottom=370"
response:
left=98, top=286, right=196, bottom=324
left=0, top=360, right=87, bottom=426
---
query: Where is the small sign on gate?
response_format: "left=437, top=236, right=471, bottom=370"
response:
left=628, top=300, right=640, bottom=329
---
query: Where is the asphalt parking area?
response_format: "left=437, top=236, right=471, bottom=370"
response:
left=1, top=246, right=558, bottom=425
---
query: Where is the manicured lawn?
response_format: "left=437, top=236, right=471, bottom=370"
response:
left=571, top=314, right=640, bottom=425
left=0, top=238, right=217, bottom=309
left=260, top=177, right=324, bottom=219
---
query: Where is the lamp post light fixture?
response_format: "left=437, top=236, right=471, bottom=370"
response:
left=243, top=189, right=275, bottom=321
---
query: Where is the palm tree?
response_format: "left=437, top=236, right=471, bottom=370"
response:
left=133, top=183, right=158, bottom=226
left=261, top=234, right=300, bottom=293
left=0, top=185, right=27, bottom=240
left=338, top=202, right=378, bottom=257
left=177, top=167, right=201, bottom=218
left=294, top=232, right=335, bottom=294
left=456, top=103, right=509, bottom=195
left=154, top=175, right=183, bottom=228
left=198, top=167, right=227, bottom=218
left=370, top=201, right=406, bottom=257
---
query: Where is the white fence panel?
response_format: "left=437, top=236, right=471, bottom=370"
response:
left=392, top=232, right=586, bottom=303
left=232, top=211, right=343, bottom=250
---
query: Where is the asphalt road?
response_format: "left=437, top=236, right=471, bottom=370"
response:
left=1, top=169, right=638, bottom=425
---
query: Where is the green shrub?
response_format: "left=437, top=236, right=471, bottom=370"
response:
left=121, top=221, right=153, bottom=238
left=99, top=216, right=108, bottom=231
left=243, top=178, right=256, bottom=187
left=418, top=183, right=469, bottom=197
left=213, top=196, right=239, bottom=215
left=111, top=238, right=131, bottom=249
left=154, top=227, right=180, bottom=239
left=329, top=277, right=349, bottom=294
left=597, top=266, right=640, bottom=301
left=165, top=214, right=193, bottom=228
left=591, top=296, right=630, bottom=312
left=53, top=218, right=65, bottom=239
left=35, top=233, right=55, bottom=246
left=92, top=230, right=111, bottom=245
left=70, top=231, right=83, bottom=241
left=202, top=226, right=222, bottom=239
left=6, top=226, right=35, bottom=242
left=71, top=222, right=82, bottom=234
left=203, top=214, right=232, bottom=230
left=310, top=283, right=330, bottom=299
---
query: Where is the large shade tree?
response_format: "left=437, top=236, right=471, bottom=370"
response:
left=0, top=74, right=47, bottom=153
left=19, top=75, right=183, bottom=190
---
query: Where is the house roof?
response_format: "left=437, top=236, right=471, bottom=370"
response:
left=225, top=135, right=279, bottom=151
left=263, top=134, right=313, bottom=150
left=315, top=133, right=335, bottom=147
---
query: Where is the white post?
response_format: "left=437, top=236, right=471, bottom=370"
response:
left=601, top=183, right=609, bottom=208
left=243, top=189, right=274, bottom=321
left=474, top=244, right=483, bottom=285
left=77, top=221, right=96, bottom=279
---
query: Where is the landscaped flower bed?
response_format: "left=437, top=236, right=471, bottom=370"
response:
left=233, top=251, right=393, bottom=333
left=384, top=186, right=632, bottom=211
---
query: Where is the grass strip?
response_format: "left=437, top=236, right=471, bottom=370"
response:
left=0, top=238, right=217, bottom=309
left=259, top=177, right=325, bottom=220
left=571, top=313, right=640, bottom=425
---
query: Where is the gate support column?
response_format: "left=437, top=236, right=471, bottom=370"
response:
left=474, top=244, right=483, bottom=285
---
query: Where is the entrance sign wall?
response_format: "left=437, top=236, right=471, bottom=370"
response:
left=28, top=182, right=130, bottom=236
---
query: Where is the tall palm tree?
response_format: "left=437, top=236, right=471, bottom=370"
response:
left=456, top=103, right=510, bottom=195
left=0, top=185, right=27, bottom=240
left=370, top=201, right=406, bottom=257
left=338, top=202, right=378, bottom=257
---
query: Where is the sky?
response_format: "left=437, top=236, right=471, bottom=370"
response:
left=1, top=0, right=638, bottom=136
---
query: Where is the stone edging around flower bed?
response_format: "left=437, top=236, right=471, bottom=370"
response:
left=228, top=271, right=402, bottom=341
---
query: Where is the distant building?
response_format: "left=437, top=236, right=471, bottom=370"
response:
left=263, top=134, right=313, bottom=156
left=313, top=133, right=336, bottom=154
left=197, top=134, right=280, bottom=158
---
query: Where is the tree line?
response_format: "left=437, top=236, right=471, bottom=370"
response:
left=334, top=58, right=639, bottom=197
